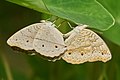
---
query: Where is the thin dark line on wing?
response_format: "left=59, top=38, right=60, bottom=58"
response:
left=20, top=32, right=65, bottom=46
left=35, top=25, right=41, bottom=30
left=20, top=31, right=24, bottom=36
left=35, top=38, right=66, bottom=47
left=27, top=28, right=31, bottom=32
left=20, top=31, right=34, bottom=39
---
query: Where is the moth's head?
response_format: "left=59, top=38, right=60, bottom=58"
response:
left=73, top=25, right=88, bottom=33
left=40, top=20, right=56, bottom=27
left=40, top=20, right=46, bottom=23
left=40, top=20, right=52, bottom=24
left=75, top=25, right=88, bottom=30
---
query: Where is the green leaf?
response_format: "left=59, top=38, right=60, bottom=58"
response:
left=103, top=22, right=120, bottom=46
left=97, top=0, right=120, bottom=46
left=43, top=0, right=114, bottom=30
left=7, top=0, right=114, bottom=31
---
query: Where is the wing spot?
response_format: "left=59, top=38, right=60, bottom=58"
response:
left=81, top=53, right=83, bottom=56
left=42, top=45, right=44, bottom=47
left=15, top=39, right=18, bottom=41
left=55, top=45, right=58, bottom=48
left=102, top=52, right=104, bottom=55
left=68, top=52, right=71, bottom=55
left=26, top=40, right=29, bottom=42
left=65, top=46, right=67, bottom=47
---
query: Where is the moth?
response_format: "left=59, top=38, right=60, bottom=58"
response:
left=7, top=20, right=66, bottom=59
left=62, top=25, right=111, bottom=64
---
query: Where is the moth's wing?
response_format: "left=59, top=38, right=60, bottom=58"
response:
left=62, top=27, right=111, bottom=64
left=33, top=23, right=66, bottom=58
left=7, top=22, right=48, bottom=51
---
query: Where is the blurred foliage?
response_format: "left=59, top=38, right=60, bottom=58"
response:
left=0, top=0, right=120, bottom=80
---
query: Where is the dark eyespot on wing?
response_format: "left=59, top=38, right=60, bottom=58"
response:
left=42, top=45, right=44, bottom=47
left=26, top=40, right=29, bottom=42
left=102, top=52, right=104, bottom=55
left=81, top=53, right=83, bottom=56
left=55, top=45, right=58, bottom=48
left=68, top=52, right=71, bottom=55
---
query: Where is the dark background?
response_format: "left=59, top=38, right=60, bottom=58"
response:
left=0, top=0, right=120, bottom=80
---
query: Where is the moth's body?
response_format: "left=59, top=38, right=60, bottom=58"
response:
left=62, top=25, right=111, bottom=64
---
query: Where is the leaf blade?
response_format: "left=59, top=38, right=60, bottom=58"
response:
left=7, top=0, right=114, bottom=31
left=43, top=0, right=114, bottom=30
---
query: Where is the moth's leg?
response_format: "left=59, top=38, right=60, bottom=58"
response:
left=63, top=30, right=74, bottom=39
